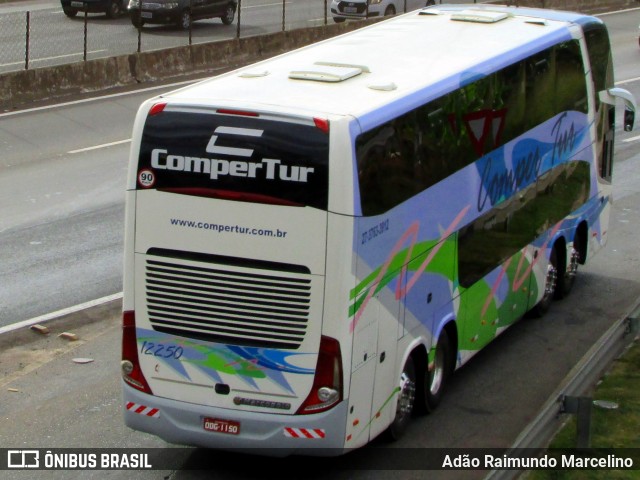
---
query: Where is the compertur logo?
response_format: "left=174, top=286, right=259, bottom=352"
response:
left=150, top=126, right=315, bottom=182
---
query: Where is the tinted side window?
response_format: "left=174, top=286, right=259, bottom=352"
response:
left=457, top=161, right=591, bottom=287
left=357, top=41, right=587, bottom=216
left=583, top=22, right=615, bottom=181
left=583, top=22, right=614, bottom=109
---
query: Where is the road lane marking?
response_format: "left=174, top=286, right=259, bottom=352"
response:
left=616, top=76, right=640, bottom=86
left=0, top=79, right=198, bottom=118
left=68, top=139, right=131, bottom=154
left=622, top=134, right=640, bottom=143
left=0, top=292, right=123, bottom=336
left=0, top=50, right=108, bottom=68
left=243, top=1, right=292, bottom=9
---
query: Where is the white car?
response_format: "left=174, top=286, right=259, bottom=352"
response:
left=330, top=0, right=435, bottom=23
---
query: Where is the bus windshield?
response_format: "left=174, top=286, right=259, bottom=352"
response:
left=137, top=110, right=330, bottom=210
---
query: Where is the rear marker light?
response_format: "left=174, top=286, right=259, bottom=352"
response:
left=148, top=102, right=166, bottom=116
left=314, top=117, right=330, bottom=133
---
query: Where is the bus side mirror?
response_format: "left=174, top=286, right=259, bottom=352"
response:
left=599, top=87, right=637, bottom=132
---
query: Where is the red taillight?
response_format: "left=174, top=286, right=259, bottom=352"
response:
left=296, top=336, right=343, bottom=414
left=148, top=102, right=166, bottom=116
left=121, top=311, right=153, bottom=395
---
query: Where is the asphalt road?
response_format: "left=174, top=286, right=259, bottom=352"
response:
left=0, top=133, right=639, bottom=480
left=1, top=6, right=639, bottom=328
left=0, top=7, right=639, bottom=480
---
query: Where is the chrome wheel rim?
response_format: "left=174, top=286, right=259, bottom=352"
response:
left=430, top=345, right=445, bottom=396
left=396, top=371, right=416, bottom=420
left=542, top=262, right=558, bottom=303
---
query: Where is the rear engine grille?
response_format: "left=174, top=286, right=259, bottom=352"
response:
left=145, top=256, right=311, bottom=349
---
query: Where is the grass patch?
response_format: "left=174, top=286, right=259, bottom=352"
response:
left=526, top=338, right=640, bottom=479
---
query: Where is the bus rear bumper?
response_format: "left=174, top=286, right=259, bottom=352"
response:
left=123, top=382, right=349, bottom=456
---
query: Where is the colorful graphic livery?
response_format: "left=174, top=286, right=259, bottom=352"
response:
left=122, top=5, right=635, bottom=455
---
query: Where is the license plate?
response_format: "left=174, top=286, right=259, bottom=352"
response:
left=344, top=7, right=357, bottom=13
left=71, top=1, right=84, bottom=7
left=141, top=11, right=153, bottom=18
left=203, top=417, right=240, bottom=435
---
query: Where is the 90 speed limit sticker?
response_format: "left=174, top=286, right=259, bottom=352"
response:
left=138, top=169, right=156, bottom=188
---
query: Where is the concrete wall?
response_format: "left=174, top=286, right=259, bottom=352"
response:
left=1, top=0, right=637, bottom=111
left=0, top=22, right=381, bottom=111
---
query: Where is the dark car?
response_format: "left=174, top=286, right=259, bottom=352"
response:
left=128, top=0, right=237, bottom=29
left=61, top=0, right=128, bottom=18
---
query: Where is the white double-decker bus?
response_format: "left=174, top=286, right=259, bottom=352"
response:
left=122, top=5, right=634, bottom=455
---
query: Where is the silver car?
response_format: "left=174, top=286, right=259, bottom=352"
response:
left=330, top=0, right=435, bottom=23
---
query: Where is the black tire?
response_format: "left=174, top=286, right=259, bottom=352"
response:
left=426, top=0, right=435, bottom=5
left=221, top=4, right=235, bottom=25
left=106, top=0, right=123, bottom=18
left=333, top=17, right=346, bottom=23
left=385, top=356, right=416, bottom=441
left=556, top=247, right=578, bottom=299
left=131, top=14, right=144, bottom=28
left=384, top=5, right=396, bottom=16
left=424, top=330, right=450, bottom=412
left=63, top=8, right=78, bottom=17
left=530, top=247, right=558, bottom=317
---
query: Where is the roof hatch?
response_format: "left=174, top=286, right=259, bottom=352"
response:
left=451, top=9, right=509, bottom=24
left=289, top=62, right=366, bottom=83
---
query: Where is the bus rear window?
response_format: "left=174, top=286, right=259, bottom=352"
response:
left=137, top=110, right=329, bottom=210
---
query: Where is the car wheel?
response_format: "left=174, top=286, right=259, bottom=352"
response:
left=106, top=0, right=122, bottom=18
left=131, top=14, right=144, bottom=28
left=178, top=9, right=191, bottom=30
left=333, top=17, right=345, bottom=23
left=426, top=0, right=435, bottom=5
left=384, top=5, right=396, bottom=16
left=221, top=4, right=235, bottom=25
left=385, top=356, right=416, bottom=441
left=63, top=8, right=78, bottom=17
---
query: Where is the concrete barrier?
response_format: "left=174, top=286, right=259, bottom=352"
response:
left=0, top=21, right=380, bottom=111
left=0, top=0, right=637, bottom=111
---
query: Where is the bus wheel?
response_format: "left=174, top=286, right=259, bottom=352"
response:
left=556, top=246, right=579, bottom=299
left=424, top=330, right=450, bottom=412
left=386, top=356, right=416, bottom=441
left=531, top=248, right=558, bottom=317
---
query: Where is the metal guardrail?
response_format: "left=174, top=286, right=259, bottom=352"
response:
left=484, top=298, right=640, bottom=480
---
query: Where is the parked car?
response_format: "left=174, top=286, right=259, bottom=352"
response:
left=330, top=0, right=435, bottom=23
left=128, top=0, right=237, bottom=29
left=61, top=0, right=128, bottom=18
